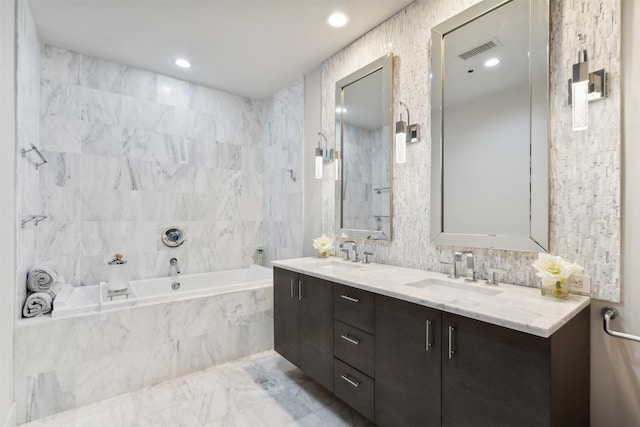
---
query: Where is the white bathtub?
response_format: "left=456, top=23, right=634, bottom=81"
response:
left=130, top=264, right=272, bottom=304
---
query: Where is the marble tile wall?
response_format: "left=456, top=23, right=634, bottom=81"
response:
left=30, top=45, right=266, bottom=288
left=16, top=1, right=41, bottom=317
left=14, top=286, right=273, bottom=424
left=342, top=123, right=373, bottom=230
left=321, top=0, right=621, bottom=301
left=262, top=79, right=304, bottom=265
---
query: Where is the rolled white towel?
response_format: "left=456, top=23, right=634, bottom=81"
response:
left=22, top=282, right=62, bottom=318
left=27, top=266, right=58, bottom=292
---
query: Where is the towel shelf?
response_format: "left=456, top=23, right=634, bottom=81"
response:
left=21, top=215, right=47, bottom=228
left=21, top=144, right=48, bottom=169
left=602, top=307, right=640, bottom=343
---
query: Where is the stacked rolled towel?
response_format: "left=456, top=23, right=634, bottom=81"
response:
left=23, top=282, right=63, bottom=318
left=26, top=266, right=58, bottom=293
left=23, top=266, right=60, bottom=318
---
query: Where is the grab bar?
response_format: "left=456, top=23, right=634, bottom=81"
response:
left=602, top=307, right=640, bottom=343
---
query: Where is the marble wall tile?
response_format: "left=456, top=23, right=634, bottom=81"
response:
left=157, top=75, right=190, bottom=108
left=15, top=368, right=76, bottom=424
left=79, top=55, right=123, bottom=93
left=40, top=114, right=85, bottom=154
left=74, top=351, right=133, bottom=407
left=40, top=45, right=79, bottom=85
left=14, top=318, right=76, bottom=377
left=74, top=309, right=133, bottom=361
left=121, top=66, right=157, bottom=102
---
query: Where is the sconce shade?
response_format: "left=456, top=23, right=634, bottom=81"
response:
left=395, top=120, right=407, bottom=164
left=315, top=147, right=324, bottom=179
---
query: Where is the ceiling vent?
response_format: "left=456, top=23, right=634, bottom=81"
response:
left=458, top=40, right=497, bottom=61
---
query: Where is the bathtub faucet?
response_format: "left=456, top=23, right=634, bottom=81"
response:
left=170, top=258, right=181, bottom=274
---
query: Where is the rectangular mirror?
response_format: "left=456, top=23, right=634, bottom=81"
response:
left=335, top=53, right=394, bottom=241
left=431, top=0, right=549, bottom=252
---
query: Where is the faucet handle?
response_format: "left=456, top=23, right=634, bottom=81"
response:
left=485, top=266, right=509, bottom=285
left=363, top=251, right=374, bottom=264
left=439, top=260, right=455, bottom=279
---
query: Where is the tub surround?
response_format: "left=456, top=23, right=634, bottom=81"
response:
left=15, top=283, right=273, bottom=424
left=273, top=257, right=590, bottom=338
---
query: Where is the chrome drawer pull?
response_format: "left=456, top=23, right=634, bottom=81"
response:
left=298, top=280, right=303, bottom=301
left=340, top=374, right=361, bottom=388
left=340, top=294, right=360, bottom=303
left=290, top=278, right=295, bottom=298
left=425, top=320, right=432, bottom=351
left=340, top=334, right=360, bottom=345
left=448, top=326, right=455, bottom=359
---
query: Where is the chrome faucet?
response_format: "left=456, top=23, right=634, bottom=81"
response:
left=461, top=251, right=476, bottom=282
left=170, top=257, right=181, bottom=274
left=340, top=240, right=358, bottom=261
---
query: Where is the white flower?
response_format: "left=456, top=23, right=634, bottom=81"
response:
left=313, top=234, right=334, bottom=253
left=532, top=253, right=582, bottom=284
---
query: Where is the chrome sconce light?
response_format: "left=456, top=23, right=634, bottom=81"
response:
left=395, top=101, right=419, bottom=164
left=568, top=34, right=607, bottom=131
left=315, top=132, right=334, bottom=179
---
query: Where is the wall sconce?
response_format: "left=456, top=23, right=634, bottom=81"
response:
left=395, top=101, right=420, bottom=164
left=315, top=132, right=334, bottom=179
left=568, top=34, right=607, bottom=131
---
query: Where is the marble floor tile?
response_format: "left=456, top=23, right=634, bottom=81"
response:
left=20, top=350, right=373, bottom=427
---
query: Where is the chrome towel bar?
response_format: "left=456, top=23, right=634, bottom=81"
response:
left=21, top=144, right=48, bottom=169
left=602, top=307, right=640, bottom=343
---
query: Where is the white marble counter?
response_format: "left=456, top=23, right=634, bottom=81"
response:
left=272, top=257, right=590, bottom=338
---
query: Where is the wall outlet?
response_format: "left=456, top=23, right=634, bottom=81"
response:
left=569, top=274, right=591, bottom=296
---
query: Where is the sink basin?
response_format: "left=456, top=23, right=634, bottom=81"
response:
left=406, top=278, right=502, bottom=300
left=316, top=260, right=368, bottom=271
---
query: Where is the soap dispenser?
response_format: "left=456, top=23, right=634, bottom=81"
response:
left=107, top=253, right=129, bottom=292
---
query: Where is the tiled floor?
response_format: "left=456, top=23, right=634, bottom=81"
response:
left=21, top=350, right=374, bottom=427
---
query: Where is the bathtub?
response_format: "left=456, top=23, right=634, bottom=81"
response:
left=130, top=264, right=272, bottom=304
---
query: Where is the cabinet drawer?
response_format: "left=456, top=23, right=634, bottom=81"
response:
left=334, top=358, right=374, bottom=421
left=334, top=284, right=375, bottom=333
left=334, top=320, right=374, bottom=378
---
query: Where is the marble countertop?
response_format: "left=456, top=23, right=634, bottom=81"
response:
left=272, top=257, right=590, bottom=338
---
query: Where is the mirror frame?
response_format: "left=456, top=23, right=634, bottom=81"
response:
left=430, top=0, right=549, bottom=252
left=335, top=53, right=394, bottom=241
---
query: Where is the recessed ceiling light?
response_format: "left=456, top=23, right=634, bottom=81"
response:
left=327, top=12, right=349, bottom=28
left=174, top=58, right=192, bottom=69
left=484, top=57, right=500, bottom=68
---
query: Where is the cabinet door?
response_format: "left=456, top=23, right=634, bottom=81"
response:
left=375, top=295, right=442, bottom=427
left=298, top=274, right=334, bottom=391
left=441, top=312, right=550, bottom=427
left=273, top=267, right=299, bottom=366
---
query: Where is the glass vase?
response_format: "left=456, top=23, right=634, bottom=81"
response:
left=540, top=278, right=571, bottom=299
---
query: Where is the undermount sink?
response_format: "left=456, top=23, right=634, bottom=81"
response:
left=316, top=260, right=368, bottom=271
left=405, top=278, right=502, bottom=299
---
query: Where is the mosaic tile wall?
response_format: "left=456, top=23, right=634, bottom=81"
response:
left=321, top=0, right=621, bottom=301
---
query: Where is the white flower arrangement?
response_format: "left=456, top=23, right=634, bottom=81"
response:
left=312, top=234, right=334, bottom=257
left=533, top=253, right=583, bottom=298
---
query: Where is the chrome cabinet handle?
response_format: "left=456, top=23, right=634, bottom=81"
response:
left=290, top=278, right=295, bottom=298
left=340, top=334, right=360, bottom=345
left=425, top=320, right=432, bottom=351
left=448, top=326, right=455, bottom=359
left=298, top=280, right=303, bottom=301
left=340, top=294, right=360, bottom=303
left=340, top=374, right=360, bottom=388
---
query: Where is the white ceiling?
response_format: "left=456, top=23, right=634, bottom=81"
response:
left=29, top=0, right=414, bottom=100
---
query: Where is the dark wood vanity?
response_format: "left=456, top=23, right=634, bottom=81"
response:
left=273, top=266, right=590, bottom=427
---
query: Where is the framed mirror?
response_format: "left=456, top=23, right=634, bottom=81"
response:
left=335, top=53, right=394, bottom=241
left=431, top=0, right=549, bottom=252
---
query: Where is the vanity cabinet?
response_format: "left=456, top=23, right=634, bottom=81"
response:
left=273, top=267, right=334, bottom=391
left=441, top=309, right=590, bottom=427
left=273, top=266, right=590, bottom=427
left=374, top=295, right=442, bottom=427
